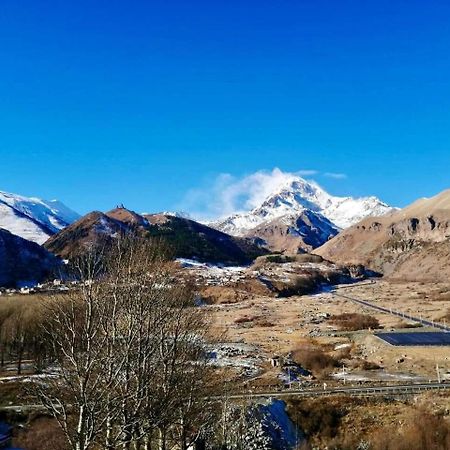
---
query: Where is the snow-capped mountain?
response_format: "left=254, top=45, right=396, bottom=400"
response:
left=210, top=176, right=395, bottom=252
left=213, top=177, right=394, bottom=235
left=0, top=190, right=80, bottom=245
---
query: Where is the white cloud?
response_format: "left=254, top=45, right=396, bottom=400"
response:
left=178, top=168, right=317, bottom=221
left=324, top=172, right=347, bottom=180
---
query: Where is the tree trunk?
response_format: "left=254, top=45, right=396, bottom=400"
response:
left=144, top=433, right=152, bottom=450
left=76, top=404, right=86, bottom=450
left=158, top=428, right=166, bottom=450
left=106, top=413, right=114, bottom=450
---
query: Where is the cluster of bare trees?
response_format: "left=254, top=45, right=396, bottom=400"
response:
left=0, top=297, right=49, bottom=374
left=0, top=236, right=283, bottom=450
left=33, top=237, right=218, bottom=450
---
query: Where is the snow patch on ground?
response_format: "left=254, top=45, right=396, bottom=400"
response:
left=176, top=258, right=248, bottom=285
left=207, top=342, right=263, bottom=378
left=332, top=369, right=427, bottom=382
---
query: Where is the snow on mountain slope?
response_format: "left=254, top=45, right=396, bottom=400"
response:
left=0, top=191, right=80, bottom=244
left=212, top=176, right=394, bottom=237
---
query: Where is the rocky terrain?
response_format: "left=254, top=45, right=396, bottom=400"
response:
left=240, top=210, right=339, bottom=254
left=315, top=189, right=450, bottom=281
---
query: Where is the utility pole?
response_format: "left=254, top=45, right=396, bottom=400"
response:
left=436, top=364, right=441, bottom=384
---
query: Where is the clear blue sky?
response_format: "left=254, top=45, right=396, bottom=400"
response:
left=1, top=0, right=450, bottom=215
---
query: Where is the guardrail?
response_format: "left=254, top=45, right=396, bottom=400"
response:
left=226, top=382, right=450, bottom=400
left=2, top=383, right=449, bottom=412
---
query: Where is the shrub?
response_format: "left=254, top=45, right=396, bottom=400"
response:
left=286, top=398, right=343, bottom=440
left=294, top=254, right=324, bottom=264
left=329, top=313, right=380, bottom=331
left=265, top=254, right=296, bottom=264
left=371, top=409, right=450, bottom=450
left=292, top=346, right=338, bottom=377
left=396, top=321, right=423, bottom=329
left=357, top=360, right=381, bottom=370
left=279, top=272, right=325, bottom=297
left=254, top=318, right=275, bottom=327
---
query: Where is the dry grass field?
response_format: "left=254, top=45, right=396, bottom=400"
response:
left=209, top=279, right=450, bottom=384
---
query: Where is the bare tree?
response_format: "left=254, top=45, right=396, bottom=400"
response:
left=0, top=297, right=49, bottom=374
left=35, top=248, right=115, bottom=450
left=34, top=235, right=218, bottom=450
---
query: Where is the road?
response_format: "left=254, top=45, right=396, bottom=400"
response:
left=3, top=382, right=449, bottom=412
left=333, top=288, right=450, bottom=332
left=226, top=382, right=450, bottom=400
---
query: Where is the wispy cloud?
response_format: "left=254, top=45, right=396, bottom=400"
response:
left=324, top=172, right=347, bottom=180
left=178, top=167, right=348, bottom=220
left=178, top=168, right=316, bottom=221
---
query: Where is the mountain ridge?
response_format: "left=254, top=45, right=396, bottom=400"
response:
left=45, top=208, right=267, bottom=265
left=0, top=190, right=80, bottom=244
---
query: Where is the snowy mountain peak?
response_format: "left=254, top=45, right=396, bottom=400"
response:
left=0, top=190, right=80, bottom=244
left=211, top=175, right=395, bottom=238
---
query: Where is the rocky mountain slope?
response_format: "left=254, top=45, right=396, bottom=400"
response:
left=0, top=190, right=80, bottom=244
left=315, top=189, right=450, bottom=281
left=211, top=176, right=394, bottom=253
left=0, top=228, right=60, bottom=287
left=45, top=207, right=267, bottom=265
left=241, top=210, right=339, bottom=254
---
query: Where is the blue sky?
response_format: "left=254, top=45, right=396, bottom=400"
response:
left=1, top=0, right=450, bottom=215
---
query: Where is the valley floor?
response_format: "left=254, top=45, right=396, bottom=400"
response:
left=209, top=279, right=450, bottom=384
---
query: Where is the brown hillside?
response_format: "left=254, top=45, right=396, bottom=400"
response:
left=45, top=208, right=267, bottom=265
left=315, top=190, right=450, bottom=280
